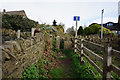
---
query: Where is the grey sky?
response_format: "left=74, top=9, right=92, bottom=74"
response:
left=0, top=0, right=119, bottom=31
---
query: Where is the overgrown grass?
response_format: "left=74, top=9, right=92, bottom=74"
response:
left=57, top=54, right=67, bottom=60
left=22, top=63, right=39, bottom=79
left=62, top=49, right=101, bottom=79
left=49, top=67, right=67, bottom=78
left=22, top=58, right=48, bottom=79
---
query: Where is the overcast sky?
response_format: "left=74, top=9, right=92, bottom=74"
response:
left=0, top=0, right=120, bottom=31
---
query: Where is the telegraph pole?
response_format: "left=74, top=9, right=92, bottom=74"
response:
left=101, top=9, right=104, bottom=39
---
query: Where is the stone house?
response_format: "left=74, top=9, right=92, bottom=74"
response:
left=2, top=9, right=27, bottom=18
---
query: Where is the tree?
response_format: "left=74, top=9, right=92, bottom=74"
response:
left=84, top=27, right=90, bottom=35
left=83, top=24, right=111, bottom=35
left=77, top=26, right=83, bottom=35
left=66, top=26, right=75, bottom=36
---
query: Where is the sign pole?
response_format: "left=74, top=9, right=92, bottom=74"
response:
left=74, top=16, right=78, bottom=53
left=76, top=16, right=78, bottom=38
left=101, top=9, right=104, bottom=39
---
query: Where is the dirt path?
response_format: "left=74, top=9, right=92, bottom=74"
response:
left=55, top=51, right=73, bottom=78
left=41, top=50, right=73, bottom=78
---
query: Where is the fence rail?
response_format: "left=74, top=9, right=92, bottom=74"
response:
left=74, top=38, right=120, bottom=79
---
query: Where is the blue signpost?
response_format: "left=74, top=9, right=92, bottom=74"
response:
left=74, top=16, right=80, bottom=21
left=73, top=16, right=80, bottom=53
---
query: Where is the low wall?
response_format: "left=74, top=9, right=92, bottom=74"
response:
left=2, top=33, right=46, bottom=78
left=85, top=36, right=120, bottom=51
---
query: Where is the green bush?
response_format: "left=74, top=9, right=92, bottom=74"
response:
left=23, top=58, right=49, bottom=79
left=84, top=24, right=111, bottom=35
left=2, top=14, right=38, bottom=32
left=23, top=64, right=39, bottom=79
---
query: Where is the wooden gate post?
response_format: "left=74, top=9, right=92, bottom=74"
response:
left=74, top=37, right=77, bottom=53
left=17, top=30, right=20, bottom=38
left=103, top=45, right=112, bottom=80
left=80, top=39, right=83, bottom=63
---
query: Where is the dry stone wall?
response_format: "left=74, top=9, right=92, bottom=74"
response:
left=85, top=36, right=120, bottom=50
left=2, top=33, right=46, bottom=78
left=2, top=32, right=74, bottom=78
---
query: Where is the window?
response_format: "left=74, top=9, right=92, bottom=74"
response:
left=107, top=23, right=113, bottom=26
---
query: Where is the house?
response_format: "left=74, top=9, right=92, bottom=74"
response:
left=89, top=16, right=120, bottom=35
left=100, top=16, right=120, bottom=35
left=102, top=22, right=119, bottom=34
left=2, top=9, right=27, bottom=18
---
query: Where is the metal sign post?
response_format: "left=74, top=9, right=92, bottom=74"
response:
left=74, top=16, right=80, bottom=53
left=101, top=9, right=104, bottom=39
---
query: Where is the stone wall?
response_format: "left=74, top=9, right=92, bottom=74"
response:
left=1, top=32, right=74, bottom=78
left=85, top=36, right=120, bottom=51
left=64, top=34, right=73, bottom=49
left=2, top=33, right=46, bottom=78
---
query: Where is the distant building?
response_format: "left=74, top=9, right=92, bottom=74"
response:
left=89, top=16, right=120, bottom=35
left=99, top=16, right=120, bottom=35
left=2, top=9, right=27, bottom=18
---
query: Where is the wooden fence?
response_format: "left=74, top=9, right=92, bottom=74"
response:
left=74, top=38, right=120, bottom=80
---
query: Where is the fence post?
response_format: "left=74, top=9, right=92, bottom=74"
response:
left=17, top=30, right=20, bottom=38
left=80, top=39, right=84, bottom=63
left=103, top=45, right=112, bottom=80
left=74, top=37, right=77, bottom=53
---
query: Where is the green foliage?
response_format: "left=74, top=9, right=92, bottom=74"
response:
left=84, top=24, right=111, bottom=35
left=57, top=54, right=67, bottom=60
left=2, top=14, right=38, bottom=32
left=83, top=58, right=102, bottom=79
left=60, top=39, right=64, bottom=49
left=23, top=63, right=39, bottom=79
left=52, top=38, right=56, bottom=50
left=49, top=67, right=67, bottom=78
left=54, top=48, right=60, bottom=53
left=62, top=49, right=94, bottom=79
left=84, top=27, right=91, bottom=35
left=111, top=32, right=115, bottom=37
left=23, top=57, right=49, bottom=79
left=77, top=26, right=83, bottom=35
left=52, top=52, right=57, bottom=57
left=38, top=24, right=46, bottom=29
left=57, top=23, right=65, bottom=32
left=66, top=27, right=75, bottom=36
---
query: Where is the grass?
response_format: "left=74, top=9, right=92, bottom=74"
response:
left=49, top=67, right=67, bottom=78
left=57, top=54, right=67, bottom=60
left=22, top=58, right=48, bottom=79
left=62, top=49, right=95, bottom=79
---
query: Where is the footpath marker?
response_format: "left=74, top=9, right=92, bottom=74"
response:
left=73, top=16, right=80, bottom=53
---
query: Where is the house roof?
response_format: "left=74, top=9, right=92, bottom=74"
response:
left=103, top=22, right=119, bottom=31
left=3, top=9, right=27, bottom=18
